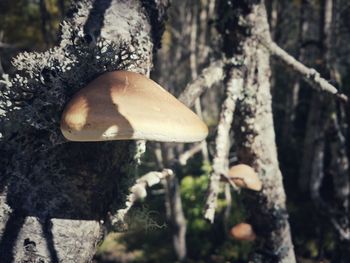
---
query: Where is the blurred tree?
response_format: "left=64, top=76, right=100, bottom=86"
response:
left=218, top=1, right=296, bottom=261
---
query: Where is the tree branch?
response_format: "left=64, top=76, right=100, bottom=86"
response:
left=204, top=68, right=243, bottom=223
left=109, top=169, right=172, bottom=231
left=178, top=143, right=202, bottom=166
left=178, top=59, right=224, bottom=107
left=260, top=37, right=348, bottom=103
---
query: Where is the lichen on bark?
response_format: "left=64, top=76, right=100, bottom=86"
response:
left=0, top=0, right=167, bottom=261
left=217, top=0, right=296, bottom=262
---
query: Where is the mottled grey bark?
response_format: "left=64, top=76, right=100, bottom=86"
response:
left=226, top=2, right=296, bottom=262
left=0, top=0, right=168, bottom=262
left=204, top=68, right=243, bottom=223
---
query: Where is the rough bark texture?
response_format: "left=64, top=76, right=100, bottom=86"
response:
left=204, top=68, right=243, bottom=223
left=223, top=1, right=296, bottom=262
left=0, top=0, right=168, bottom=262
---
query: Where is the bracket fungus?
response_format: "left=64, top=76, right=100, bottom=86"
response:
left=227, top=164, right=262, bottom=191
left=230, top=223, right=256, bottom=241
left=60, top=71, right=208, bottom=142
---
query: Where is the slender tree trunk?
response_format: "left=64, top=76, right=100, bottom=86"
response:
left=189, top=2, right=210, bottom=163
left=299, top=0, right=332, bottom=193
left=58, top=0, right=65, bottom=18
left=326, top=0, right=350, bottom=259
left=268, top=0, right=279, bottom=40
left=0, top=31, right=4, bottom=76
left=0, top=0, right=168, bottom=261
left=297, top=0, right=350, bottom=260
left=163, top=173, right=187, bottom=262
left=39, top=0, right=53, bottom=46
left=153, top=142, right=188, bottom=262
left=229, top=2, right=296, bottom=262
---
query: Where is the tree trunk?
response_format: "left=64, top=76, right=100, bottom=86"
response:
left=163, top=173, right=187, bottom=262
left=153, top=142, right=188, bottom=262
left=0, top=0, right=167, bottom=262
left=0, top=36, right=4, bottom=76
left=39, top=0, right=53, bottom=46
left=189, top=2, right=210, bottom=163
left=228, top=2, right=296, bottom=262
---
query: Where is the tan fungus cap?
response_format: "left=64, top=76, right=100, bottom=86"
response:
left=60, top=71, right=208, bottom=142
left=228, top=164, right=262, bottom=191
left=230, top=223, right=256, bottom=241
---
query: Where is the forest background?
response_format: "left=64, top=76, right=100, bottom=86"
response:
left=1, top=0, right=350, bottom=262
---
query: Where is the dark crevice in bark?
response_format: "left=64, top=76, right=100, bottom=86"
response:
left=0, top=210, right=26, bottom=263
left=141, top=0, right=169, bottom=52
left=41, top=218, right=59, bottom=263
left=83, top=0, right=112, bottom=41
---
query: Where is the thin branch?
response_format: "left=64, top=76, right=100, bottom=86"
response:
left=189, top=4, right=210, bottom=163
left=0, top=42, right=13, bottom=49
left=204, top=69, right=243, bottom=223
left=108, top=169, right=172, bottom=231
left=178, top=59, right=224, bottom=107
left=260, top=37, right=348, bottom=103
left=178, top=143, right=202, bottom=166
left=330, top=218, right=350, bottom=241
left=223, top=184, right=232, bottom=234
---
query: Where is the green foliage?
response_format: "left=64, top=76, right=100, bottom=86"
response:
left=96, top=161, right=253, bottom=262
left=180, top=164, right=252, bottom=261
left=0, top=0, right=67, bottom=49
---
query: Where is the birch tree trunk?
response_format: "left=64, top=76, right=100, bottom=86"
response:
left=0, top=0, right=167, bottom=262
left=220, top=1, right=296, bottom=261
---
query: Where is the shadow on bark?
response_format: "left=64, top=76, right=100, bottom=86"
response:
left=0, top=89, right=133, bottom=261
left=42, top=218, right=59, bottom=263
left=84, top=0, right=112, bottom=41
left=0, top=209, right=26, bottom=263
left=0, top=1, right=135, bottom=261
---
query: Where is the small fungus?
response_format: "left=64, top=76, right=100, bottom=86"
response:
left=228, top=164, right=262, bottom=191
left=230, top=223, right=256, bottom=241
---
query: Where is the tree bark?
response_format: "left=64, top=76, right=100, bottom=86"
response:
left=204, top=68, right=243, bottom=223
left=0, top=0, right=168, bottom=262
left=228, top=2, right=296, bottom=262
left=163, top=173, right=187, bottom=262
left=189, top=2, right=210, bottom=163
